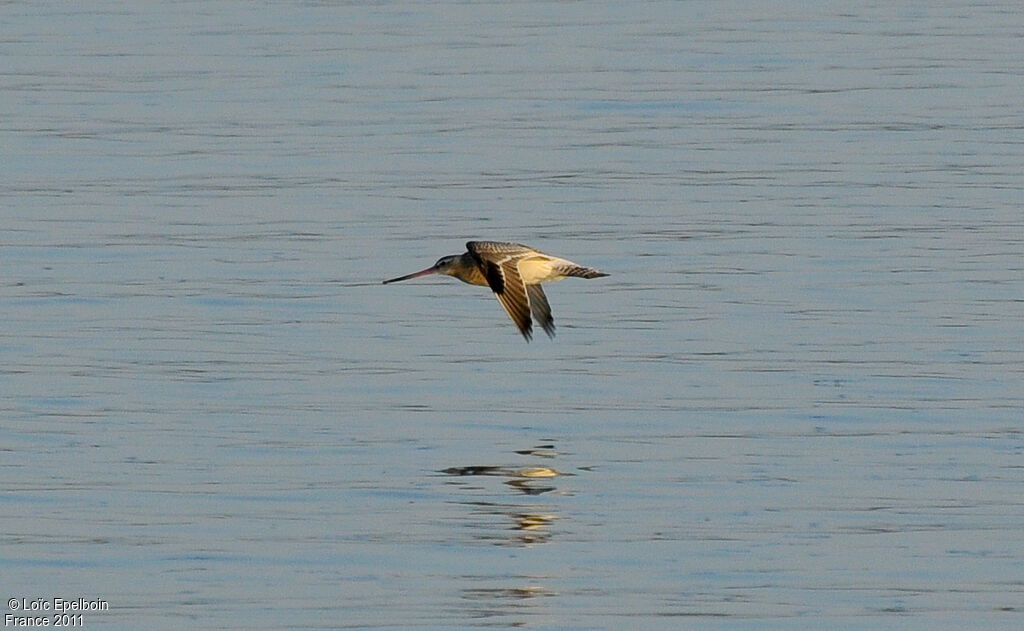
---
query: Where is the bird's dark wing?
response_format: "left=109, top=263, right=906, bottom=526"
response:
left=527, top=284, right=555, bottom=338
left=492, top=261, right=533, bottom=341
left=467, top=241, right=535, bottom=341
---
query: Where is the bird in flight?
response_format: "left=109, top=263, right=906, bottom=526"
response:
left=383, top=241, right=608, bottom=341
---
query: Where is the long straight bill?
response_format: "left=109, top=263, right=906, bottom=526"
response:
left=382, top=266, right=438, bottom=284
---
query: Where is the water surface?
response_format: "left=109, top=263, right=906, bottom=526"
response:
left=3, top=2, right=1022, bottom=629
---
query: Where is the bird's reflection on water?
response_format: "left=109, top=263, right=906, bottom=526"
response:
left=441, top=443, right=572, bottom=547
left=442, top=444, right=574, bottom=624
left=458, top=580, right=558, bottom=626
left=441, top=464, right=563, bottom=497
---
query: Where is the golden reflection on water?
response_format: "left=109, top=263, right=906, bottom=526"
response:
left=441, top=443, right=576, bottom=545
left=444, top=444, right=573, bottom=624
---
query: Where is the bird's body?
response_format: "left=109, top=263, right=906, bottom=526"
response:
left=383, top=241, right=608, bottom=341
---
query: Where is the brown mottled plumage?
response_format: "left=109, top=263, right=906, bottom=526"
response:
left=383, top=241, right=608, bottom=341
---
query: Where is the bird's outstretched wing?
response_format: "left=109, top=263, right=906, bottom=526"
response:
left=527, top=284, right=555, bottom=338
left=467, top=241, right=540, bottom=340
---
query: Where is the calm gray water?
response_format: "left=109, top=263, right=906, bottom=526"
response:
left=3, top=2, right=1022, bottom=629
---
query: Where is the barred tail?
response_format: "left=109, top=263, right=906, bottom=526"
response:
left=562, top=264, right=609, bottom=279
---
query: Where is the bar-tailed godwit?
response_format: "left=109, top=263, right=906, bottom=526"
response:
left=383, top=241, right=608, bottom=341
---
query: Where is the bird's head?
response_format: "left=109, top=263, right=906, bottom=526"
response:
left=430, top=255, right=460, bottom=275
